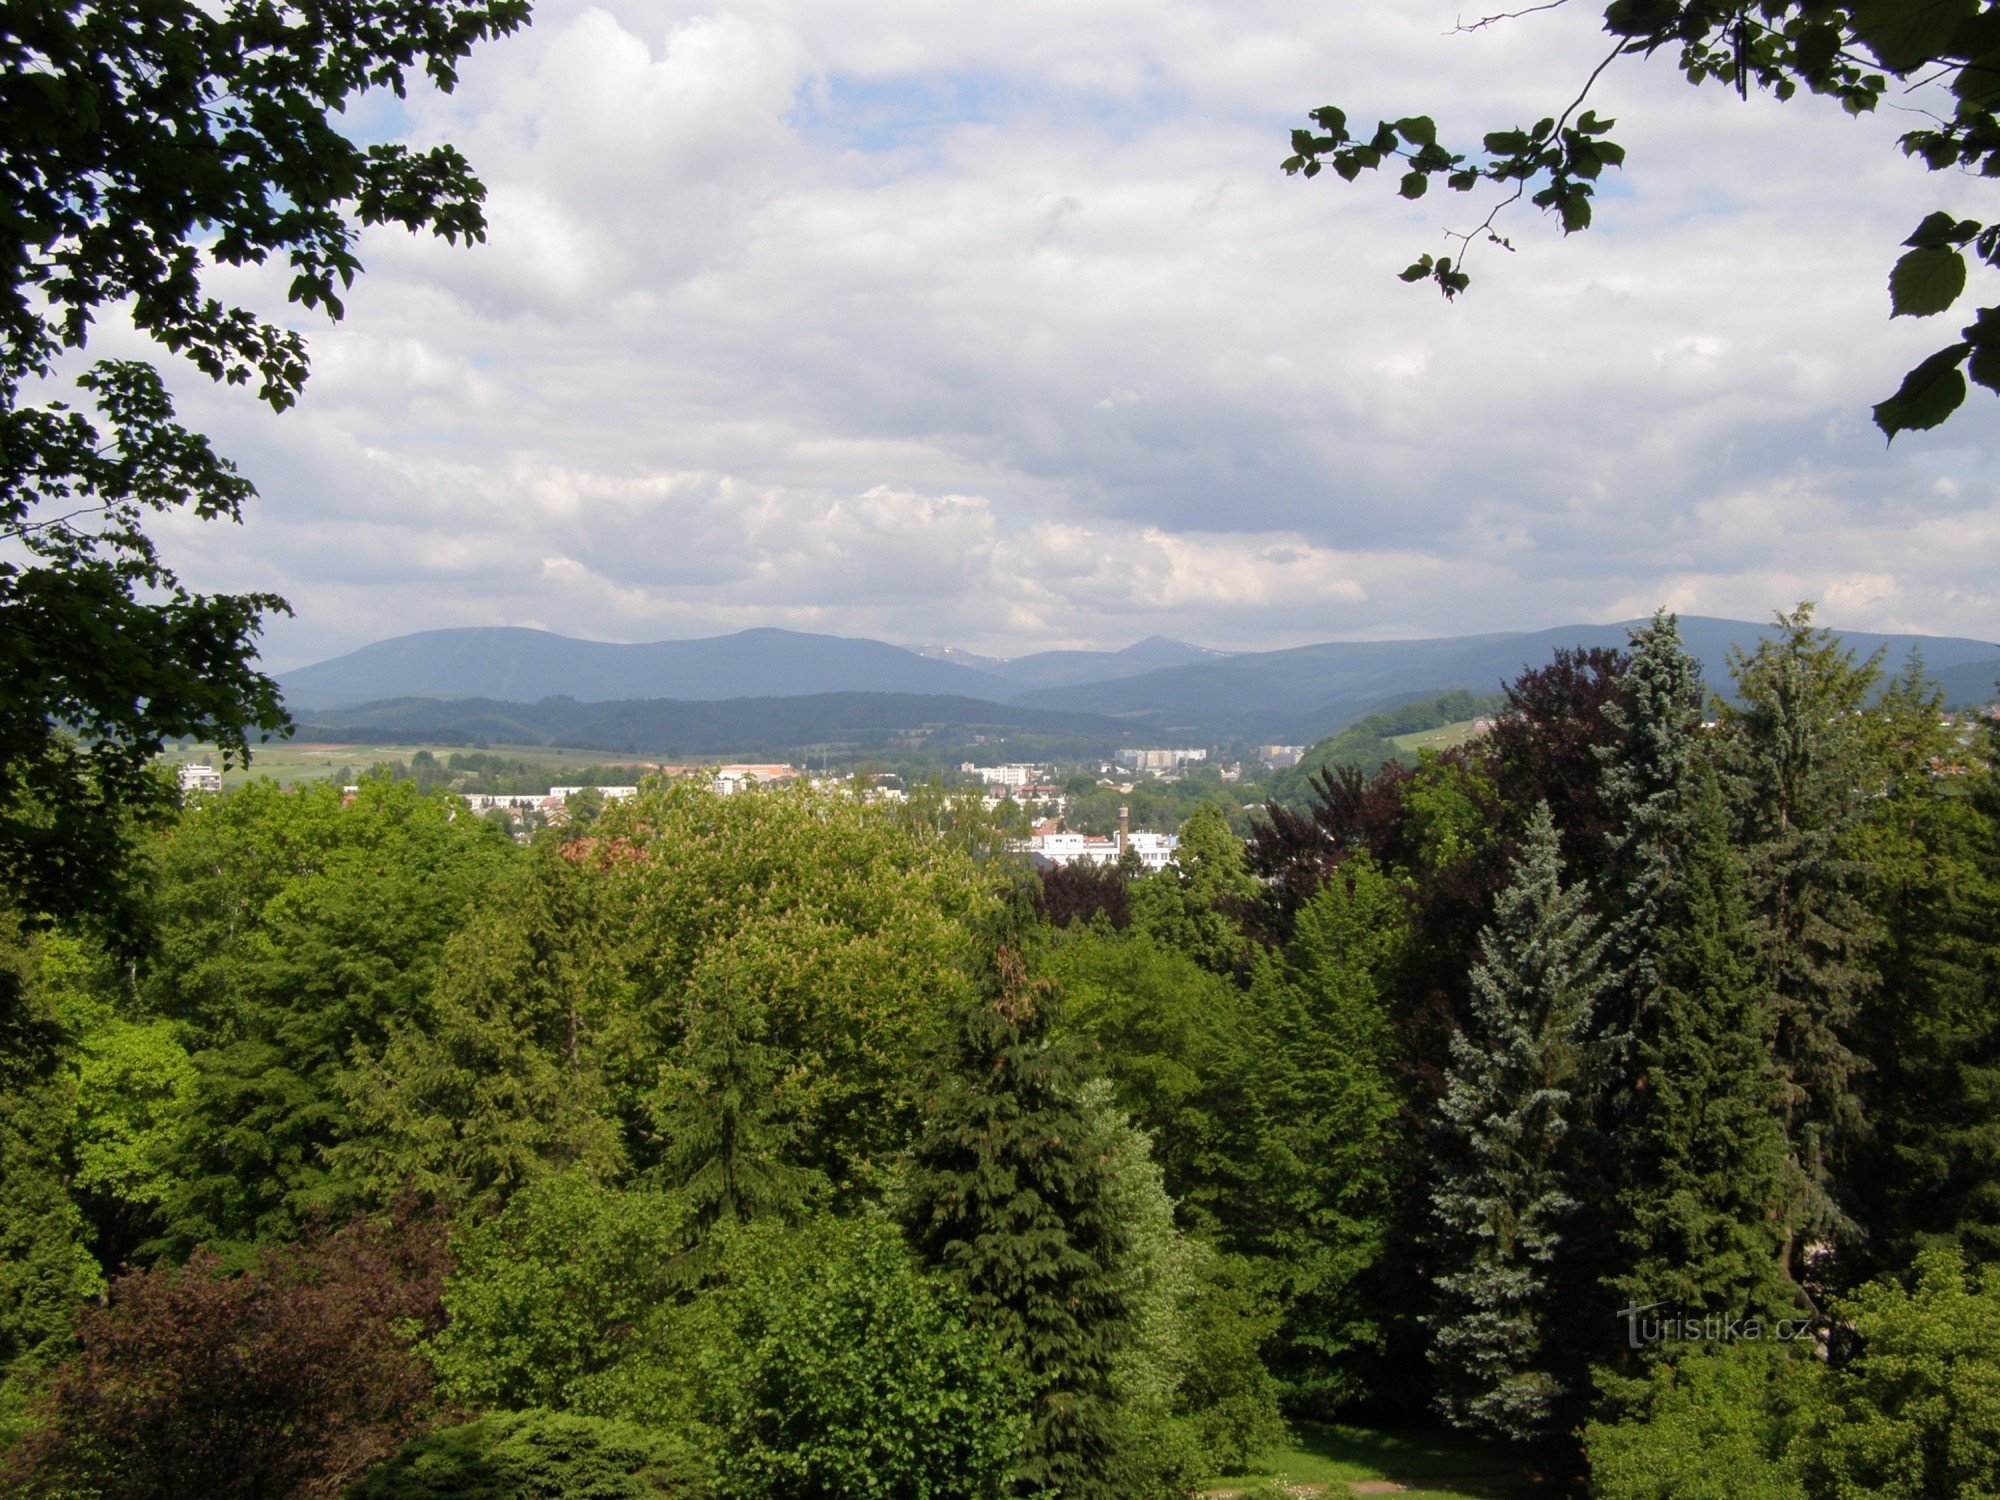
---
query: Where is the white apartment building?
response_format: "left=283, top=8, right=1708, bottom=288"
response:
left=1115, top=747, right=1208, bottom=773
left=178, top=763, right=222, bottom=795
left=1022, top=828, right=1178, bottom=872
left=961, top=762, right=1045, bottom=790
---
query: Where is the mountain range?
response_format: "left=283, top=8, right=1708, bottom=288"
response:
left=279, top=618, right=2000, bottom=750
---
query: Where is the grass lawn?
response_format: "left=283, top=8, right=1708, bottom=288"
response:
left=1207, top=1420, right=1534, bottom=1497
left=162, top=740, right=660, bottom=789
left=1387, top=720, right=1486, bottom=754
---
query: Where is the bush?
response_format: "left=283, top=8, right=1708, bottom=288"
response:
left=1589, top=1249, right=2000, bottom=1499
left=1585, top=1342, right=1819, bottom=1500
left=1, top=1209, right=448, bottom=1500
left=690, top=1214, right=1027, bottom=1500
left=1805, top=1246, right=2000, bottom=1499
left=348, top=1409, right=710, bottom=1500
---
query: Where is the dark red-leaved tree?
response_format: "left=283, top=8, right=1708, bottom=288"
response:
left=1032, top=860, right=1133, bottom=931
left=1485, top=645, right=1630, bottom=873
left=2, top=1206, right=450, bottom=1500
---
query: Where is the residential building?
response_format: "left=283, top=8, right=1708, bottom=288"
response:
left=178, top=763, right=222, bottom=795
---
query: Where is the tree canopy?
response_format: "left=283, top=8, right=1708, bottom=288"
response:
left=1282, top=0, right=2000, bottom=438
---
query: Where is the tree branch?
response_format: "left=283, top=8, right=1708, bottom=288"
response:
left=1451, top=1, right=1571, bottom=36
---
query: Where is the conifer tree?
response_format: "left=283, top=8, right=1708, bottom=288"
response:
left=1594, top=611, right=1707, bottom=1067
left=334, top=850, right=625, bottom=1216
left=648, top=972, right=819, bottom=1246
left=1843, top=662, right=2000, bottom=1280
left=1428, top=804, right=1604, bottom=1446
left=1591, top=614, right=1791, bottom=1341
left=1610, top=770, right=1791, bottom=1330
left=1238, top=856, right=1407, bottom=1411
left=899, top=944, right=1134, bottom=1498
left=1720, top=605, right=1881, bottom=1268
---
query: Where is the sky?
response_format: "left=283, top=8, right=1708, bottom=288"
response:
left=132, top=0, right=2000, bottom=668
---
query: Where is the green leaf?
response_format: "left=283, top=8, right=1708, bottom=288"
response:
left=1603, top=0, right=1680, bottom=38
left=1399, top=171, right=1428, bottom=200
left=1902, top=211, right=1972, bottom=249
left=1851, top=0, right=1975, bottom=74
left=1873, top=342, right=1972, bottom=438
left=1400, top=257, right=1434, bottom=283
left=1889, top=247, right=1968, bottom=317
left=1394, top=116, right=1437, bottom=148
left=1968, top=343, right=2000, bottom=393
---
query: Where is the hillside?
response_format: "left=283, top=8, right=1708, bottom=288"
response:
left=1016, top=617, right=2000, bottom=739
left=279, top=618, right=2000, bottom=742
left=293, top=691, right=1139, bottom=760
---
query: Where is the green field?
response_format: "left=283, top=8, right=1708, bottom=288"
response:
left=1388, top=719, right=1487, bottom=754
left=161, top=740, right=661, bottom=789
left=1209, top=1421, right=1530, bottom=1497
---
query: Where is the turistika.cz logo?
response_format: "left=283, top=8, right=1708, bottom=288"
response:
left=1616, top=1302, right=1816, bottom=1349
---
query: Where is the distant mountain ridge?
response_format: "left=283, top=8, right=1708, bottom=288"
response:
left=279, top=618, right=2000, bottom=743
left=280, top=626, right=1017, bottom=710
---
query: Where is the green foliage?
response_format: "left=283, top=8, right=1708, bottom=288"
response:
left=350, top=1410, right=712, bottom=1500
left=1608, top=770, right=1792, bottom=1341
left=1236, top=857, right=1408, bottom=1412
left=1720, top=605, right=1881, bottom=1254
left=1843, top=660, right=2000, bottom=1279
left=1281, top=1, right=2000, bottom=437
left=1035, top=926, right=1255, bottom=1231
left=1805, top=1246, right=2000, bottom=1498
left=1129, top=801, right=1259, bottom=975
left=1595, top=615, right=1792, bottom=1357
left=140, top=779, right=517, bottom=1251
left=1592, top=1249, right=2000, bottom=1500
left=0, top=922, right=102, bottom=1437
left=335, top=850, right=628, bottom=1215
left=1587, top=1343, right=1821, bottom=1500
left=684, top=1214, right=1026, bottom=1500
left=428, top=1172, right=692, bottom=1421
left=898, top=945, right=1137, bottom=1498
left=596, top=781, right=993, bottom=1196
left=1428, top=804, right=1605, bottom=1445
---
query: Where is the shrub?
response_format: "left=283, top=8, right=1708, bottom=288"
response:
left=691, top=1214, right=1026, bottom=1500
left=1585, top=1342, right=1819, bottom=1500
left=348, top=1409, right=711, bottom=1500
left=1, top=1209, right=448, bottom=1500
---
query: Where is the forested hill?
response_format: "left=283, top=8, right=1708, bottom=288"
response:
left=1011, top=615, right=2000, bottom=735
left=292, top=690, right=1139, bottom=760
left=279, top=617, right=2000, bottom=742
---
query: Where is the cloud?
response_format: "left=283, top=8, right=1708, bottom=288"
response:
left=127, top=0, right=1998, bottom=668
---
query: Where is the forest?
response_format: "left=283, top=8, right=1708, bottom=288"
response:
left=1, top=606, right=1997, bottom=1498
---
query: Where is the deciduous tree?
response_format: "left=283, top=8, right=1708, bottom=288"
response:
left=0, top=0, right=528, bottom=919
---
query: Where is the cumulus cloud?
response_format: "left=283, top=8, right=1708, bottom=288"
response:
left=130, top=0, right=1999, bottom=668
